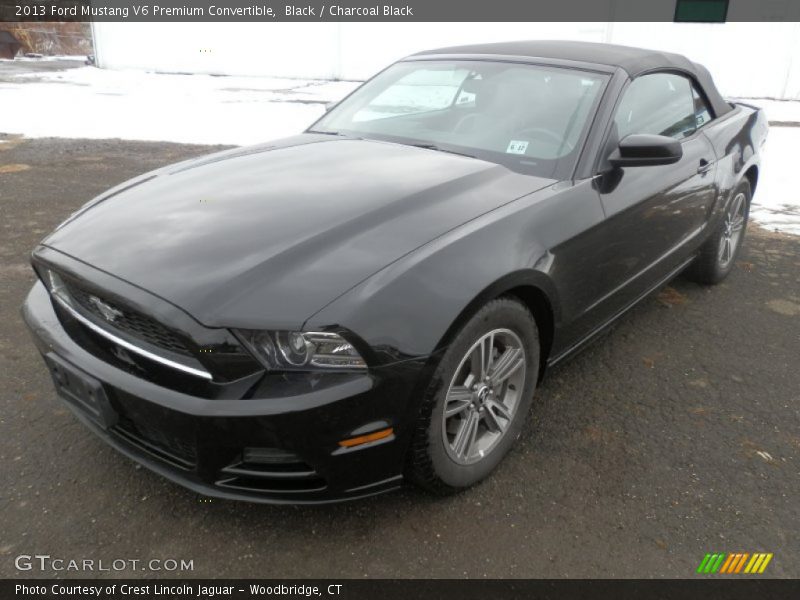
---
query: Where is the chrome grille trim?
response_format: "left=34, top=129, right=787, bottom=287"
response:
left=65, top=281, right=192, bottom=355
left=52, top=294, right=213, bottom=380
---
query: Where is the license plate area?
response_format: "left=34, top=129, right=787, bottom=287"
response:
left=44, top=353, right=117, bottom=429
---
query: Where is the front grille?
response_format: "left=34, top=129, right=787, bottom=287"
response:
left=64, top=280, right=192, bottom=357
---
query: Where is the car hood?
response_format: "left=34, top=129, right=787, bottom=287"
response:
left=43, top=134, right=555, bottom=328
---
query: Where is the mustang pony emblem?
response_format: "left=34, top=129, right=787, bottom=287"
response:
left=88, top=295, right=123, bottom=323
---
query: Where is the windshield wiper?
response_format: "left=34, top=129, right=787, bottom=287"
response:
left=308, top=129, right=348, bottom=136
left=408, top=143, right=476, bottom=159
left=308, top=130, right=366, bottom=142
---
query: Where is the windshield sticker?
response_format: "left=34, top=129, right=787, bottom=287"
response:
left=506, top=140, right=529, bottom=155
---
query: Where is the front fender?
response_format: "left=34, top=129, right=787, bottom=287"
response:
left=303, top=186, right=574, bottom=364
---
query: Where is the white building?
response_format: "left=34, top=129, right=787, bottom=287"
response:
left=92, top=17, right=800, bottom=100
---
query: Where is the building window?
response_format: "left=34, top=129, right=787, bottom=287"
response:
left=674, top=0, right=729, bottom=23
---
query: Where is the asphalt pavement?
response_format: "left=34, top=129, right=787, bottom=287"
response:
left=0, top=137, right=798, bottom=578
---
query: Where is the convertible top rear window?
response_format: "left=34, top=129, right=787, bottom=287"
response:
left=311, top=60, right=609, bottom=179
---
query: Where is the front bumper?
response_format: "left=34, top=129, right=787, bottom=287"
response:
left=22, top=282, right=426, bottom=504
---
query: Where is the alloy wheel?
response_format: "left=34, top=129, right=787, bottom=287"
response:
left=718, top=192, right=746, bottom=268
left=442, top=328, right=527, bottom=465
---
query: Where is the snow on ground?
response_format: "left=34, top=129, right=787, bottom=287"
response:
left=0, top=65, right=358, bottom=145
left=0, top=64, right=798, bottom=234
left=0, top=55, right=88, bottom=62
left=751, top=126, right=800, bottom=235
left=730, top=98, right=800, bottom=235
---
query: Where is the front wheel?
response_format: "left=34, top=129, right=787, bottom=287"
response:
left=406, top=297, right=539, bottom=494
left=686, top=180, right=751, bottom=285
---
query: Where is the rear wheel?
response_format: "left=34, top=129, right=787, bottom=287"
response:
left=407, top=297, right=539, bottom=494
left=686, top=180, right=750, bottom=285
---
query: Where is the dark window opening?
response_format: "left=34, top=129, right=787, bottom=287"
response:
left=674, top=0, right=729, bottom=23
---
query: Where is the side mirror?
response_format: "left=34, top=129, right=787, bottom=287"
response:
left=608, top=134, right=682, bottom=167
left=325, top=101, right=337, bottom=112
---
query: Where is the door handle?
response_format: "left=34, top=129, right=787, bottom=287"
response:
left=697, top=159, right=713, bottom=175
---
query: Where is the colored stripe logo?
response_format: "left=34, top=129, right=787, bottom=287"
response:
left=697, top=552, right=773, bottom=574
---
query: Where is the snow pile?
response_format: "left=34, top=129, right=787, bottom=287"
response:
left=751, top=127, right=800, bottom=235
left=0, top=55, right=88, bottom=63
left=732, top=98, right=800, bottom=235
left=0, top=65, right=358, bottom=145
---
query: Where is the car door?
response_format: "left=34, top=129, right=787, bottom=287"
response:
left=586, top=72, right=718, bottom=320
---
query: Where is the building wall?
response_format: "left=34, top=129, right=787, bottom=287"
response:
left=92, top=20, right=800, bottom=99
left=4, top=22, right=92, bottom=55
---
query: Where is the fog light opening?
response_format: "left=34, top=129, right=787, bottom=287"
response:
left=242, top=447, right=301, bottom=465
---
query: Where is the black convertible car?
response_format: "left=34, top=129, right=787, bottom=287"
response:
left=24, top=41, right=767, bottom=503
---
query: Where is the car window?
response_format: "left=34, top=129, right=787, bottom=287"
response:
left=311, top=60, right=608, bottom=179
left=352, top=67, right=471, bottom=122
left=615, top=73, right=703, bottom=140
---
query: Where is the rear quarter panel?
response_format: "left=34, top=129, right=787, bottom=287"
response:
left=702, top=103, right=767, bottom=223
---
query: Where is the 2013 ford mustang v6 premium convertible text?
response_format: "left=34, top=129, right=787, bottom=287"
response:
left=23, top=42, right=767, bottom=503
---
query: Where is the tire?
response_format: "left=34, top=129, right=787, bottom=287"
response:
left=685, top=180, right=751, bottom=285
left=406, top=297, right=539, bottom=495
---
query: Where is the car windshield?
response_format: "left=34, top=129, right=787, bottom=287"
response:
left=310, top=60, right=608, bottom=179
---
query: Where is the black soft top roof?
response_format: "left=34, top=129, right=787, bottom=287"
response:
left=413, top=40, right=732, bottom=117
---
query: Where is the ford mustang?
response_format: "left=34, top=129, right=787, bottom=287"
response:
left=23, top=41, right=768, bottom=503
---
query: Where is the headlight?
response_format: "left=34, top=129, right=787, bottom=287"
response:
left=39, top=267, right=72, bottom=306
left=234, top=329, right=367, bottom=371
